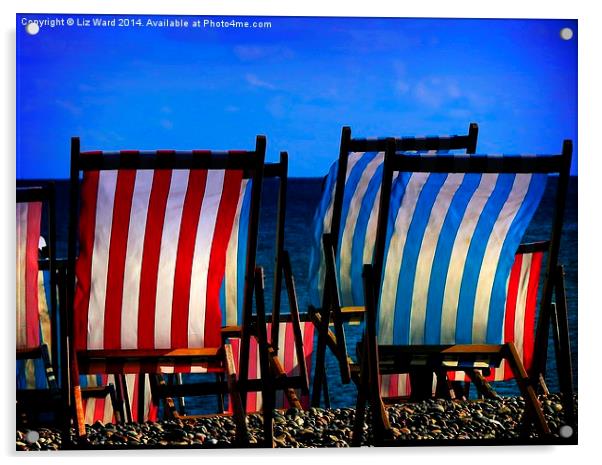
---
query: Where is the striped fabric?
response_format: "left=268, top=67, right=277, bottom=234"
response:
left=74, top=158, right=246, bottom=373
left=16, top=201, right=42, bottom=350
left=379, top=373, right=412, bottom=399
left=309, top=150, right=445, bottom=309
left=80, top=374, right=158, bottom=424
left=377, top=169, right=546, bottom=346
left=220, top=180, right=252, bottom=326
left=16, top=268, right=53, bottom=389
left=228, top=321, right=314, bottom=412
left=448, top=249, right=544, bottom=382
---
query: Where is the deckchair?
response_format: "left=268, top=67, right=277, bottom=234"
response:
left=138, top=156, right=313, bottom=447
left=223, top=154, right=312, bottom=406
left=447, top=240, right=576, bottom=428
left=66, top=136, right=266, bottom=444
left=309, top=124, right=479, bottom=406
left=80, top=374, right=157, bottom=425
left=209, top=154, right=313, bottom=445
left=16, top=185, right=63, bottom=425
left=388, top=242, right=562, bottom=402
left=352, top=140, right=574, bottom=444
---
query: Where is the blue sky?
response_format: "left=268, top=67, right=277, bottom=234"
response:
left=16, top=15, right=577, bottom=178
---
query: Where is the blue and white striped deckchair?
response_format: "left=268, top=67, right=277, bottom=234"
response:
left=308, top=124, right=478, bottom=406
left=352, top=143, right=573, bottom=444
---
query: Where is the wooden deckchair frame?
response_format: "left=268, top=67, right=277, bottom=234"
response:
left=66, top=136, right=266, bottom=445
left=352, top=140, right=574, bottom=445
left=310, top=123, right=479, bottom=407
left=16, top=184, right=66, bottom=430
left=218, top=153, right=311, bottom=446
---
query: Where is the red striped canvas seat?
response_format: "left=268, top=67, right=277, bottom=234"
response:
left=74, top=152, right=248, bottom=374
left=229, top=321, right=314, bottom=412
left=16, top=200, right=43, bottom=352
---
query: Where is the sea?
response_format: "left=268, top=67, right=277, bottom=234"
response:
left=31, top=177, right=578, bottom=413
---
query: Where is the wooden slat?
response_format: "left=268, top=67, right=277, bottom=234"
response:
left=224, top=343, right=249, bottom=444
left=77, top=148, right=262, bottom=172
left=348, top=134, right=477, bottom=154
left=516, top=241, right=550, bottom=254
left=389, top=153, right=565, bottom=174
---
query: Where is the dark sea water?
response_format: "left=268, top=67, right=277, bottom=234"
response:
left=31, top=177, right=577, bottom=412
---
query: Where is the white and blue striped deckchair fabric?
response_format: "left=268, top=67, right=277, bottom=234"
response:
left=308, top=145, right=452, bottom=310
left=376, top=157, right=547, bottom=347
left=219, top=179, right=252, bottom=326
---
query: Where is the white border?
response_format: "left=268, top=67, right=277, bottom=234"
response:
left=2, top=0, right=599, bottom=463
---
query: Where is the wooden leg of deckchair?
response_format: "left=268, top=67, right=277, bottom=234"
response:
left=362, top=265, right=391, bottom=445
left=73, top=385, right=86, bottom=437
left=504, top=343, right=550, bottom=435
left=551, top=267, right=576, bottom=428
left=409, top=369, right=434, bottom=401
left=69, top=353, right=86, bottom=437
left=311, top=306, right=329, bottom=407
left=538, top=374, right=550, bottom=396
left=151, top=374, right=178, bottom=419
left=118, top=374, right=133, bottom=422
left=434, top=370, right=456, bottom=399
left=254, top=267, right=274, bottom=447
left=352, top=344, right=368, bottom=447
left=466, top=370, right=499, bottom=400
left=224, top=343, right=250, bottom=446
left=268, top=349, right=303, bottom=410
left=216, top=373, right=225, bottom=413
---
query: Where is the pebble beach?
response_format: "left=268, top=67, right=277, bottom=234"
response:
left=16, top=394, right=576, bottom=450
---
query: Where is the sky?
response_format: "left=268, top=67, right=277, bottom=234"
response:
left=16, top=15, right=578, bottom=178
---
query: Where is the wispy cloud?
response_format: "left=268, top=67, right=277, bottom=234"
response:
left=160, top=119, right=173, bottom=130
left=245, top=73, right=277, bottom=90
left=55, top=99, right=82, bottom=116
left=234, top=45, right=294, bottom=61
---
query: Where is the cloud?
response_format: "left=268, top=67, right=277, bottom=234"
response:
left=55, top=99, right=82, bottom=116
left=160, top=119, right=173, bottom=130
left=412, top=77, right=466, bottom=108
left=245, top=73, right=276, bottom=90
left=234, top=45, right=294, bottom=61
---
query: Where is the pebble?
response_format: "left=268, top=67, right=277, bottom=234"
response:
left=16, top=393, right=576, bottom=450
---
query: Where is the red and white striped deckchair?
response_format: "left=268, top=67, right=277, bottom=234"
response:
left=67, top=137, right=266, bottom=442
left=16, top=186, right=62, bottom=421
left=80, top=374, right=158, bottom=425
